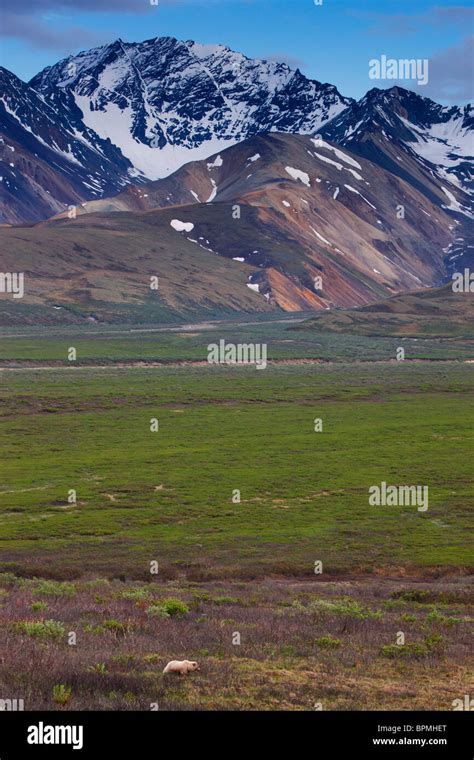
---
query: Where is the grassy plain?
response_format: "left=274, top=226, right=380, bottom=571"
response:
left=0, top=322, right=472, bottom=709
left=1, top=316, right=474, bottom=362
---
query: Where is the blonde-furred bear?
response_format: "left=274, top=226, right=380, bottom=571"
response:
left=163, top=660, right=200, bottom=675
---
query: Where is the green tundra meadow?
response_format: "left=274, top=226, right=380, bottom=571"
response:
left=0, top=322, right=472, bottom=710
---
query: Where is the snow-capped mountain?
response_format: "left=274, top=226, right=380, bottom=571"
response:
left=0, top=38, right=472, bottom=226
left=29, top=36, right=352, bottom=182
left=321, top=87, right=473, bottom=199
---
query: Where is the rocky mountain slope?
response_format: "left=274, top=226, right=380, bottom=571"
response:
left=70, top=130, right=469, bottom=301
left=320, top=86, right=474, bottom=276
left=0, top=132, right=468, bottom=324
left=0, top=67, right=138, bottom=223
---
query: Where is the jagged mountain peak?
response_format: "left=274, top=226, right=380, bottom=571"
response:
left=1, top=38, right=472, bottom=225
left=28, top=36, right=352, bottom=182
left=359, top=86, right=471, bottom=126
left=322, top=85, right=473, bottom=199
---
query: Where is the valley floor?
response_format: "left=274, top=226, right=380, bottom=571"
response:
left=0, top=322, right=472, bottom=710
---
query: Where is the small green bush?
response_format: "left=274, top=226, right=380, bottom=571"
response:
left=32, top=579, right=76, bottom=597
left=381, top=634, right=445, bottom=660
left=112, top=653, right=138, bottom=666
left=0, top=572, right=19, bottom=588
left=317, top=635, right=342, bottom=649
left=191, top=590, right=211, bottom=601
left=426, top=609, right=462, bottom=625
left=121, top=587, right=151, bottom=601
left=146, top=605, right=171, bottom=619
left=295, top=597, right=381, bottom=620
left=330, top=599, right=382, bottom=619
left=31, top=601, right=48, bottom=612
left=14, top=619, right=65, bottom=640
left=147, top=598, right=189, bottom=618
left=390, top=590, right=429, bottom=603
left=425, top=633, right=446, bottom=652
left=102, top=619, right=130, bottom=635
left=143, top=654, right=161, bottom=664
left=380, top=643, right=428, bottom=659
left=52, top=684, right=72, bottom=707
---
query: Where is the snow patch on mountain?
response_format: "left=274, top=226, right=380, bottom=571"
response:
left=74, top=95, right=233, bottom=180
left=344, top=184, right=377, bottom=210
left=285, top=166, right=311, bottom=186
left=399, top=115, right=473, bottom=170
left=207, top=155, right=223, bottom=169
left=441, top=186, right=472, bottom=218
left=312, top=150, right=363, bottom=181
left=207, top=178, right=218, bottom=202
left=170, top=219, right=194, bottom=232
left=311, top=138, right=362, bottom=169
left=310, top=226, right=331, bottom=245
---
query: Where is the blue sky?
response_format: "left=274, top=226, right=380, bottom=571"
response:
left=0, top=0, right=472, bottom=103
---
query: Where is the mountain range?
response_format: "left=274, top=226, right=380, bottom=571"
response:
left=1, top=37, right=351, bottom=223
left=0, top=37, right=472, bottom=324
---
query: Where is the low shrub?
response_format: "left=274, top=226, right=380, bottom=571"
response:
left=14, top=619, right=66, bottom=640
left=147, top=598, right=189, bottom=618
left=52, top=685, right=72, bottom=707
left=317, top=635, right=342, bottom=650
left=32, top=579, right=76, bottom=597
